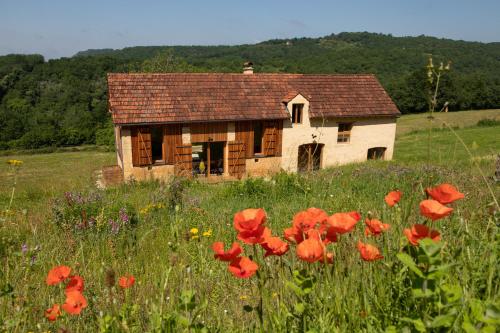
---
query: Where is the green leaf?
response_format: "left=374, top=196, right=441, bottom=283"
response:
left=440, top=283, right=462, bottom=304
left=419, top=238, right=443, bottom=258
left=286, top=281, right=305, bottom=297
left=461, top=321, right=478, bottom=333
left=401, top=317, right=426, bottom=332
left=397, top=253, right=425, bottom=278
left=431, top=313, right=456, bottom=328
left=294, top=302, right=305, bottom=315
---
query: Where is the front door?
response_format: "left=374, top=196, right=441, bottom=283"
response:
left=298, top=143, right=323, bottom=172
left=192, top=142, right=225, bottom=177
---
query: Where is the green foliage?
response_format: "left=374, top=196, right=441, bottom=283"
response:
left=51, top=190, right=138, bottom=234
left=476, top=118, right=500, bottom=127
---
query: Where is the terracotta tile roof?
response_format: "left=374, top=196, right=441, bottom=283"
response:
left=107, top=73, right=400, bottom=124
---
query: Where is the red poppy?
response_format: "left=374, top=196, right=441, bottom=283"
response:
left=284, top=226, right=304, bottom=244
left=323, top=226, right=338, bottom=245
left=62, top=291, right=87, bottom=315
left=46, top=265, right=71, bottom=285
left=118, top=275, right=135, bottom=289
left=385, top=190, right=402, bottom=207
left=234, top=209, right=268, bottom=244
left=364, top=218, right=390, bottom=237
left=327, top=213, right=359, bottom=234
left=324, top=252, right=334, bottom=264
left=212, top=242, right=242, bottom=262
left=296, top=238, right=324, bottom=263
left=347, top=211, right=361, bottom=221
left=45, top=304, right=61, bottom=321
left=228, top=257, right=259, bottom=278
left=292, top=208, right=328, bottom=232
left=426, top=183, right=464, bottom=204
left=419, top=199, right=453, bottom=221
left=404, top=224, right=441, bottom=246
left=357, top=241, right=383, bottom=261
left=65, top=275, right=84, bottom=294
left=260, top=236, right=289, bottom=257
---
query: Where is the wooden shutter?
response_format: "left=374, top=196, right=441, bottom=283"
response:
left=174, top=145, right=192, bottom=177
left=228, top=141, right=246, bottom=178
left=263, top=120, right=282, bottom=157
left=191, top=122, right=228, bottom=142
left=164, top=124, right=182, bottom=165
left=131, top=127, right=152, bottom=167
left=235, top=121, right=254, bottom=158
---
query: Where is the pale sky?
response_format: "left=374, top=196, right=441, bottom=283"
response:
left=1, top=0, right=499, bottom=59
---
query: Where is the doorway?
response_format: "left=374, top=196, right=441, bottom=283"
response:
left=298, top=143, right=323, bottom=172
left=367, top=147, right=386, bottom=160
left=192, top=141, right=225, bottom=177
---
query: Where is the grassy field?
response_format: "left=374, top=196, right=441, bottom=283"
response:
left=0, top=115, right=499, bottom=332
left=396, top=109, right=500, bottom=136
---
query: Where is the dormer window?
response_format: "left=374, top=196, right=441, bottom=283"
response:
left=291, top=104, right=303, bottom=124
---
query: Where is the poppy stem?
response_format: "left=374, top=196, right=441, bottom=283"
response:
left=253, top=245, right=264, bottom=329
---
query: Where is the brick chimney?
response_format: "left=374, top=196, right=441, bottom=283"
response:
left=243, top=61, right=254, bottom=75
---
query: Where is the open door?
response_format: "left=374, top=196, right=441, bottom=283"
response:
left=174, top=145, right=193, bottom=177
left=298, top=143, right=323, bottom=172
left=228, top=141, right=246, bottom=178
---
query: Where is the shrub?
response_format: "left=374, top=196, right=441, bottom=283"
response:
left=51, top=190, right=138, bottom=234
left=476, top=118, right=500, bottom=127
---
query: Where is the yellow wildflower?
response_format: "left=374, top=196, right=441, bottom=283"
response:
left=190, top=228, right=199, bottom=235
left=7, top=159, right=23, bottom=166
left=272, top=292, right=279, bottom=298
left=202, top=229, right=212, bottom=237
left=239, top=295, right=248, bottom=300
left=191, top=235, right=199, bottom=240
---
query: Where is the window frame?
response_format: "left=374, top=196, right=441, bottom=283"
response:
left=291, top=104, right=303, bottom=124
left=253, top=121, right=264, bottom=155
left=150, top=126, right=166, bottom=164
left=337, top=123, right=353, bottom=143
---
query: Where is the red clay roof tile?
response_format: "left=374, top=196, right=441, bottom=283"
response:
left=107, top=73, right=400, bottom=124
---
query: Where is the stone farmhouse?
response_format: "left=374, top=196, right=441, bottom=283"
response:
left=106, top=64, right=400, bottom=182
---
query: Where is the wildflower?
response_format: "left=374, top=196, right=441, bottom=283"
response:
left=260, top=236, right=289, bottom=257
left=109, top=219, right=120, bottom=234
left=292, top=208, right=328, bottom=233
left=65, top=275, right=84, bottom=294
left=239, top=295, right=248, bottom=300
left=357, top=241, right=383, bottom=261
left=202, top=229, right=212, bottom=237
left=45, top=304, right=61, bottom=321
left=283, top=225, right=304, bottom=244
left=228, top=257, right=259, bottom=278
left=7, top=159, right=23, bottom=166
left=118, top=275, right=135, bottom=288
left=324, top=252, right=334, bottom=264
left=385, top=190, right=402, bottom=207
left=190, top=228, right=199, bottom=235
left=364, top=218, right=390, bottom=236
left=233, top=208, right=268, bottom=244
left=327, top=212, right=359, bottom=234
left=296, top=238, right=324, bottom=263
left=21, top=243, right=28, bottom=254
left=212, top=242, right=242, bottom=262
left=46, top=266, right=71, bottom=285
left=404, top=224, right=441, bottom=246
left=419, top=199, right=453, bottom=221
left=62, top=291, right=87, bottom=315
left=426, top=183, right=464, bottom=204
left=119, top=208, right=130, bottom=223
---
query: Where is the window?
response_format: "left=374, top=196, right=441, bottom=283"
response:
left=367, top=147, right=386, bottom=160
left=151, top=127, right=164, bottom=163
left=253, top=121, right=264, bottom=154
left=291, top=104, right=303, bottom=124
left=337, top=123, right=353, bottom=143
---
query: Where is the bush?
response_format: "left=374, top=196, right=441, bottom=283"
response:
left=95, top=125, right=115, bottom=147
left=51, top=190, right=138, bottom=234
left=476, top=118, right=500, bottom=127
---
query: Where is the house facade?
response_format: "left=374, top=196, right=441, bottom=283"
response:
left=107, top=66, right=400, bottom=181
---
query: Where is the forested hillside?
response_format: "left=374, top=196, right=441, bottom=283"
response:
left=1, top=32, right=499, bottom=149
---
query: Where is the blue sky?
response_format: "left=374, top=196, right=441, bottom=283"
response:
left=1, top=0, right=499, bottom=59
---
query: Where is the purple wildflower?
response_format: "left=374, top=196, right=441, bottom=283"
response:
left=21, top=244, right=28, bottom=254
left=119, top=208, right=130, bottom=224
left=109, top=219, right=120, bottom=235
left=30, top=255, right=37, bottom=265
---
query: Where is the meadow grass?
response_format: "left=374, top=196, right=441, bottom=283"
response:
left=395, top=109, right=500, bottom=136
left=0, top=121, right=499, bottom=332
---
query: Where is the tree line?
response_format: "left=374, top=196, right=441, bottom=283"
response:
left=1, top=32, right=499, bottom=150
